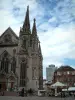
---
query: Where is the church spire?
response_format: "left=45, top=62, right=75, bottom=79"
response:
left=32, top=18, right=37, bottom=36
left=23, top=5, right=31, bottom=34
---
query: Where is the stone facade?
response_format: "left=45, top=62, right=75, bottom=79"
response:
left=0, top=6, right=43, bottom=91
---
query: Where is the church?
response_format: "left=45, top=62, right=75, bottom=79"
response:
left=0, top=6, right=43, bottom=91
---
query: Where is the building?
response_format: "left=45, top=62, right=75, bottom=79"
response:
left=53, top=65, right=75, bottom=87
left=0, top=6, right=43, bottom=91
left=46, top=64, right=57, bottom=82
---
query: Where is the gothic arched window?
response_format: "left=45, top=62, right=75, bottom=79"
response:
left=5, top=58, right=9, bottom=73
left=1, top=58, right=5, bottom=70
left=20, top=59, right=26, bottom=86
left=11, top=57, right=16, bottom=73
left=1, top=57, right=9, bottom=73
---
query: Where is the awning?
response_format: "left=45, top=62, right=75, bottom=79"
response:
left=51, top=81, right=66, bottom=87
left=68, top=87, right=75, bottom=91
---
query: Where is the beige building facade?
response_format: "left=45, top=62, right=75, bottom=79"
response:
left=0, top=6, right=43, bottom=91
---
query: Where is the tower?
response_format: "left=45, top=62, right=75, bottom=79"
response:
left=17, top=6, right=31, bottom=89
left=16, top=6, right=43, bottom=90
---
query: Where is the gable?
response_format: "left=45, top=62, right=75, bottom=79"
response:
left=0, top=27, right=19, bottom=47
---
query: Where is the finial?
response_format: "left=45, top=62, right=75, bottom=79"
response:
left=27, top=5, right=29, bottom=10
left=34, top=18, right=36, bottom=23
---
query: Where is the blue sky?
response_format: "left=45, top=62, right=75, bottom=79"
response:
left=0, top=0, right=75, bottom=79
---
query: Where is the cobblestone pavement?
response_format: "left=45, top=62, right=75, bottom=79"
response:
left=0, top=96, right=75, bottom=100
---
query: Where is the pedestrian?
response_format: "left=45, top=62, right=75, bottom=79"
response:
left=25, top=89, right=27, bottom=96
left=21, top=88, right=24, bottom=97
left=73, top=92, right=75, bottom=98
left=61, top=92, right=62, bottom=98
left=63, top=92, right=65, bottom=97
left=2, top=91, right=4, bottom=96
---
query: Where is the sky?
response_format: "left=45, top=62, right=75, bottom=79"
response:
left=0, top=0, right=75, bottom=79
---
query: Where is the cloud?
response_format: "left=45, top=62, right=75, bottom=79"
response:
left=39, top=22, right=75, bottom=70
left=51, top=0, right=75, bottom=24
left=37, top=0, right=75, bottom=65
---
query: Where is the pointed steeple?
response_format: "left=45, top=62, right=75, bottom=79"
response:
left=32, top=18, right=37, bottom=36
left=23, top=6, right=31, bottom=34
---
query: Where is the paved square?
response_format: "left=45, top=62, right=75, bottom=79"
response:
left=0, top=96, right=75, bottom=100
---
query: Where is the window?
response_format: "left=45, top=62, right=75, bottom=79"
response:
left=57, top=72, right=61, bottom=75
left=5, top=58, right=9, bottom=73
left=72, top=71, right=75, bottom=75
left=11, top=57, right=16, bottom=73
left=1, top=58, right=5, bottom=70
left=64, top=72, right=66, bottom=75
left=30, top=40, right=32, bottom=47
left=1, top=57, right=9, bottom=73
left=67, top=71, right=70, bottom=74
left=20, top=61, right=26, bottom=86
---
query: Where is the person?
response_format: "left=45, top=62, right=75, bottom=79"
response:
left=21, top=88, right=24, bottom=97
left=73, top=92, right=75, bottom=98
left=29, top=88, right=33, bottom=96
left=2, top=91, right=4, bottom=96
left=1, top=88, right=4, bottom=96
left=63, top=92, right=65, bottom=97
left=24, top=89, right=28, bottom=96
left=61, top=92, right=63, bottom=98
